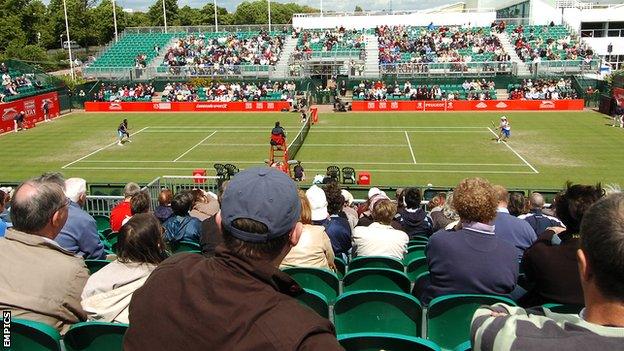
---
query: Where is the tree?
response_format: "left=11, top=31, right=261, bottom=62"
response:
left=47, top=0, right=97, bottom=49
left=355, top=5, right=363, bottom=12
left=126, top=11, right=151, bottom=28
left=175, top=5, right=202, bottom=26
left=90, top=0, right=129, bottom=46
left=147, top=0, right=179, bottom=27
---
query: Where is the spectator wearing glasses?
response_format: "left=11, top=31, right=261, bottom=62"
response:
left=0, top=176, right=89, bottom=333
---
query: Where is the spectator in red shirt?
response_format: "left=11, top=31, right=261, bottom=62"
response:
left=110, top=182, right=141, bottom=232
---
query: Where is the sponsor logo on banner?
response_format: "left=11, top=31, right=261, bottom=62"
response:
left=196, top=103, right=228, bottom=110
left=416, top=102, right=423, bottom=109
left=391, top=101, right=399, bottom=109
left=153, top=103, right=171, bottom=110
left=476, top=102, right=488, bottom=109
left=255, top=102, right=264, bottom=109
left=367, top=102, right=375, bottom=109
left=424, top=101, right=446, bottom=109
left=539, top=101, right=555, bottom=109
left=24, top=100, right=36, bottom=117
left=245, top=102, right=253, bottom=110
left=267, top=102, right=274, bottom=109
left=447, top=101, right=454, bottom=109
left=379, top=102, right=387, bottom=109
left=2, top=108, right=18, bottom=121
left=496, top=102, right=508, bottom=108
left=109, top=103, right=122, bottom=111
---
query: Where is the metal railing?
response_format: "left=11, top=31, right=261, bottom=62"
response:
left=83, top=65, right=278, bottom=80
left=144, top=176, right=220, bottom=211
left=124, top=25, right=293, bottom=35
left=380, top=61, right=515, bottom=77
left=530, top=59, right=599, bottom=76
left=580, top=29, right=624, bottom=38
left=85, top=195, right=124, bottom=217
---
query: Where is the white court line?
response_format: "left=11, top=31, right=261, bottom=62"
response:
left=196, top=143, right=408, bottom=147
left=404, top=131, right=417, bottom=164
left=64, top=166, right=536, bottom=174
left=142, top=130, right=488, bottom=134
left=146, top=126, right=486, bottom=129
left=173, top=131, right=217, bottom=162
left=487, top=127, right=539, bottom=174
left=75, top=160, right=526, bottom=166
left=61, top=126, right=150, bottom=169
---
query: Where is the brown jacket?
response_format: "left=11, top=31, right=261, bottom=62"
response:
left=0, top=228, right=89, bottom=333
left=124, top=247, right=343, bottom=351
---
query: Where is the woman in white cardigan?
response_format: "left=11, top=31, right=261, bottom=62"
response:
left=81, top=213, right=168, bottom=324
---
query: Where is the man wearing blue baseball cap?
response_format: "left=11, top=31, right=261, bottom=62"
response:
left=124, top=167, right=343, bottom=351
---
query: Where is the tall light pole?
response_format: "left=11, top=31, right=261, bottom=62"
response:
left=162, top=0, right=168, bottom=33
left=62, top=0, right=75, bottom=80
left=213, top=0, right=218, bottom=32
left=320, top=0, right=323, bottom=17
left=112, top=0, right=119, bottom=42
left=268, top=0, right=272, bottom=32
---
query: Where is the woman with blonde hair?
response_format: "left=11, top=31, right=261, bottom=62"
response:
left=280, top=190, right=335, bottom=270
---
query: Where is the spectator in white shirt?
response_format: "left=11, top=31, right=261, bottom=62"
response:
left=352, top=199, right=409, bottom=260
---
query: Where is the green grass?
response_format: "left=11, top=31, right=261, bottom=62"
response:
left=0, top=110, right=621, bottom=190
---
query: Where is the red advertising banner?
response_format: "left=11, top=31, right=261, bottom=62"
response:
left=351, top=99, right=585, bottom=112
left=0, top=92, right=61, bottom=134
left=84, top=101, right=292, bottom=112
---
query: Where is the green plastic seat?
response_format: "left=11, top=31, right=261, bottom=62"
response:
left=454, top=340, right=472, bottom=351
left=334, top=256, right=346, bottom=279
left=427, top=294, right=516, bottom=351
left=339, top=333, right=441, bottom=351
left=282, top=267, right=340, bottom=303
left=542, top=303, right=584, bottom=314
left=334, top=290, right=422, bottom=337
left=295, top=289, right=329, bottom=318
left=343, top=268, right=411, bottom=293
left=348, top=256, right=405, bottom=272
left=84, top=260, right=112, bottom=274
left=64, top=321, right=128, bottom=351
left=171, top=240, right=201, bottom=253
left=404, top=245, right=427, bottom=264
left=406, top=257, right=429, bottom=281
left=10, top=318, right=61, bottom=351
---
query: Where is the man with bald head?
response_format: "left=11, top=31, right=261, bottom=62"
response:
left=0, top=176, right=88, bottom=333
left=518, top=192, right=564, bottom=235
left=55, top=177, right=106, bottom=259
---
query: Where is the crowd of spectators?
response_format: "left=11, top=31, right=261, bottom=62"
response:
left=292, top=26, right=366, bottom=60
left=1, top=63, right=35, bottom=102
left=509, top=78, right=578, bottom=100
left=1, top=168, right=624, bottom=350
left=160, top=80, right=297, bottom=103
left=93, top=83, right=156, bottom=102
left=162, top=31, right=285, bottom=74
left=352, top=79, right=496, bottom=101
left=376, top=25, right=507, bottom=67
left=509, top=24, right=594, bottom=62
left=135, top=53, right=148, bottom=69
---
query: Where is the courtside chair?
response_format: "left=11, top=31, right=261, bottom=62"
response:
left=333, top=290, right=423, bottom=337
left=341, top=167, right=356, bottom=184
left=410, top=235, right=430, bottom=243
left=339, top=333, right=441, bottom=351
left=542, top=303, right=584, bottom=314
left=348, top=256, right=405, bottom=272
left=326, top=166, right=340, bottom=181
left=334, top=256, right=347, bottom=279
left=427, top=294, right=516, bottom=351
left=282, top=267, right=340, bottom=303
left=171, top=240, right=201, bottom=254
left=405, top=257, right=429, bottom=281
left=9, top=318, right=61, bottom=351
left=295, top=289, right=330, bottom=318
left=64, top=321, right=128, bottom=351
left=343, top=268, right=411, bottom=294
left=404, top=245, right=426, bottom=264
left=84, top=260, right=112, bottom=274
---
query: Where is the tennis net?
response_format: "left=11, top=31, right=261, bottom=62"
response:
left=287, top=117, right=311, bottom=161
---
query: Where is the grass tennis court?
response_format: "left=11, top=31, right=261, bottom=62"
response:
left=1, top=110, right=621, bottom=189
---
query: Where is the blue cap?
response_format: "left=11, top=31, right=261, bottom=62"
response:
left=221, top=167, right=301, bottom=243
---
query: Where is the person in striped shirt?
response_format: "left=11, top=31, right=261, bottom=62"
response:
left=471, top=193, right=624, bottom=350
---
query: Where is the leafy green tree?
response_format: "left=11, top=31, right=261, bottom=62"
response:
left=147, top=0, right=179, bottom=26
left=355, top=5, right=363, bottom=12
left=175, top=5, right=202, bottom=26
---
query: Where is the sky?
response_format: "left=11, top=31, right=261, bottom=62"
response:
left=42, top=0, right=460, bottom=13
